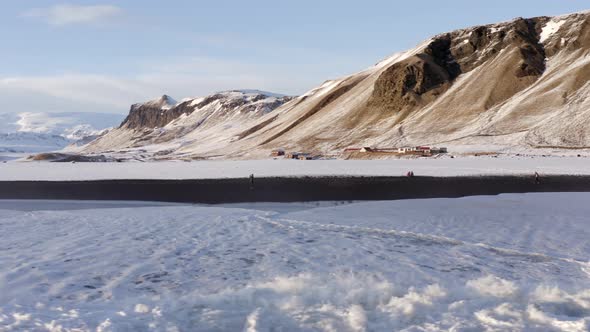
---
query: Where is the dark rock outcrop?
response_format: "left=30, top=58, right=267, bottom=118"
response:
left=120, top=95, right=181, bottom=129
left=369, top=39, right=458, bottom=112
left=28, top=153, right=110, bottom=162
left=120, top=92, right=293, bottom=131
left=368, top=17, right=548, bottom=115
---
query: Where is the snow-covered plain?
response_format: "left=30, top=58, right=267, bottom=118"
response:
left=1, top=156, right=590, bottom=180
left=1, top=193, right=590, bottom=331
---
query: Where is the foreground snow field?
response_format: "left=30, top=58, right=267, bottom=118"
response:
left=1, top=194, right=590, bottom=331
left=2, top=156, right=590, bottom=180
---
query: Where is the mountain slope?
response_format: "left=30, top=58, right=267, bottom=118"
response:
left=220, top=11, right=590, bottom=158
left=82, top=91, right=294, bottom=159
left=233, top=12, right=586, bottom=153
left=85, top=11, right=590, bottom=159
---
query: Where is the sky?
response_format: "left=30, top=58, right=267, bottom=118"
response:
left=0, top=1, right=588, bottom=114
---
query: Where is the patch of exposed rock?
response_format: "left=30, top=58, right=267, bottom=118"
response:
left=120, top=92, right=293, bottom=131
left=28, top=153, right=111, bottom=162
left=368, top=17, right=548, bottom=116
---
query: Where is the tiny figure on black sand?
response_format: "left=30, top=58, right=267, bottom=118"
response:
left=249, top=174, right=255, bottom=189
left=407, top=171, right=415, bottom=178
left=534, top=172, right=540, bottom=185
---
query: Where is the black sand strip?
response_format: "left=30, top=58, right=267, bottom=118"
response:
left=1, top=176, right=590, bottom=204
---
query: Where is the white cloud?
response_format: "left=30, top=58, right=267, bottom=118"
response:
left=0, top=75, right=152, bottom=110
left=0, top=57, right=292, bottom=114
left=22, top=4, right=122, bottom=26
left=0, top=54, right=358, bottom=114
left=0, top=75, right=150, bottom=114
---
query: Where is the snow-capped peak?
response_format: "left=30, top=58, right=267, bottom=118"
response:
left=141, top=95, right=178, bottom=110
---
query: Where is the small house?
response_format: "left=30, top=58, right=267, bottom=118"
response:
left=285, top=152, right=302, bottom=159
left=360, top=147, right=373, bottom=153
left=416, top=146, right=432, bottom=154
left=271, top=149, right=285, bottom=157
left=398, top=147, right=418, bottom=154
left=416, top=146, right=431, bottom=151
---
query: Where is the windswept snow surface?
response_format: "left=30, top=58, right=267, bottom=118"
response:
left=1, top=193, right=590, bottom=331
left=540, top=18, right=567, bottom=43
left=230, top=89, right=287, bottom=98
left=1, top=156, right=590, bottom=180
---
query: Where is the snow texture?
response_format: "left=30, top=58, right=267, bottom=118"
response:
left=540, top=19, right=567, bottom=43
left=230, top=89, right=287, bottom=98
left=1, top=156, right=590, bottom=180
left=1, top=193, right=589, bottom=331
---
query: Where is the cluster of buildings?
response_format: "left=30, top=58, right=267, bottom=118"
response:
left=270, top=146, right=447, bottom=160
left=396, top=146, right=448, bottom=155
left=271, top=149, right=321, bottom=160
left=344, top=146, right=448, bottom=157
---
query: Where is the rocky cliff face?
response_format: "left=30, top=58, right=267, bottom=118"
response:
left=120, top=92, right=292, bottom=131
left=83, top=91, right=293, bottom=158
left=367, top=17, right=547, bottom=122
left=120, top=95, right=179, bottom=129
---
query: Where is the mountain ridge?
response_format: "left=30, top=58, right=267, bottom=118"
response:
left=81, top=90, right=294, bottom=159
left=81, top=10, right=590, bottom=160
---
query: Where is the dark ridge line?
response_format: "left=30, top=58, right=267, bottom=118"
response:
left=1, top=175, right=589, bottom=204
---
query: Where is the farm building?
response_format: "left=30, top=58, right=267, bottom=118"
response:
left=270, top=149, right=285, bottom=157
left=398, top=147, right=417, bottom=153
left=432, top=147, right=448, bottom=153
left=298, top=154, right=312, bottom=160
left=416, top=146, right=432, bottom=154
left=285, top=152, right=304, bottom=159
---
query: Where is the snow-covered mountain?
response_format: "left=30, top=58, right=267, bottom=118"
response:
left=0, top=112, right=123, bottom=153
left=84, top=11, right=590, bottom=160
left=82, top=90, right=294, bottom=159
left=222, top=10, right=590, bottom=157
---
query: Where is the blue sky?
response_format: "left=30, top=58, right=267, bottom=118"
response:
left=0, top=1, right=588, bottom=114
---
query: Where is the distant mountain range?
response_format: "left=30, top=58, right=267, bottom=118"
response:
left=38, top=11, right=590, bottom=160
left=0, top=112, right=123, bottom=154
